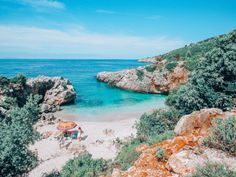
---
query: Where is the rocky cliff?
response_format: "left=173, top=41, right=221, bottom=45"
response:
left=97, top=61, right=188, bottom=94
left=106, top=108, right=236, bottom=177
left=0, top=75, right=76, bottom=121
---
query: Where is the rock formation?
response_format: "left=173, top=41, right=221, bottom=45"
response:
left=0, top=75, right=76, bottom=121
left=106, top=108, right=236, bottom=177
left=97, top=61, right=188, bottom=94
left=27, top=76, right=76, bottom=112
left=138, top=56, right=162, bottom=63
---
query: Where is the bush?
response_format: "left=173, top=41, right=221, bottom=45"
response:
left=187, top=163, right=236, bottom=177
left=204, top=117, right=236, bottom=156
left=136, top=109, right=181, bottom=141
left=136, top=69, right=144, bottom=80
left=0, top=95, right=41, bottom=177
left=156, top=147, right=166, bottom=161
left=165, top=62, right=178, bottom=71
left=167, top=32, right=236, bottom=114
left=60, top=153, right=112, bottom=177
left=146, top=131, right=175, bottom=145
left=145, top=65, right=157, bottom=72
left=115, top=139, right=141, bottom=170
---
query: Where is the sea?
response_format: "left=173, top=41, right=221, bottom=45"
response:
left=0, top=59, right=166, bottom=121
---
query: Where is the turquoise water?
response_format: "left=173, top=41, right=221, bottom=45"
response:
left=0, top=59, right=166, bottom=121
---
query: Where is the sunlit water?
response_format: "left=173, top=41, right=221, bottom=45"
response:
left=0, top=59, right=166, bottom=121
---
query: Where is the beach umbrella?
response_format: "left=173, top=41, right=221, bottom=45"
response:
left=57, top=121, right=77, bottom=131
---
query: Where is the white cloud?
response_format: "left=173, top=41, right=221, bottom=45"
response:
left=0, top=25, right=185, bottom=59
left=17, top=0, right=65, bottom=10
left=96, top=9, right=117, bottom=14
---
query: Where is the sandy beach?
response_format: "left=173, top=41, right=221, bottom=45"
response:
left=29, top=118, right=137, bottom=177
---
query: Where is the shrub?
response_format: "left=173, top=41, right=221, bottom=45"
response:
left=187, top=162, right=236, bottom=177
left=136, top=69, right=144, bottom=80
left=61, top=153, right=112, bottom=177
left=145, top=65, right=157, bottom=72
left=166, top=30, right=236, bottom=114
left=136, top=108, right=181, bottom=141
left=204, top=117, right=236, bottom=156
left=0, top=95, right=41, bottom=177
left=115, top=139, right=141, bottom=170
left=147, top=131, right=175, bottom=145
left=156, top=147, right=166, bottom=161
left=165, top=61, right=178, bottom=71
left=11, top=74, right=27, bottom=86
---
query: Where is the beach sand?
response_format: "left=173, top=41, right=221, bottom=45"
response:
left=28, top=118, right=137, bottom=177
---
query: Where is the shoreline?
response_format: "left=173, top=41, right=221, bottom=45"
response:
left=29, top=116, right=138, bottom=177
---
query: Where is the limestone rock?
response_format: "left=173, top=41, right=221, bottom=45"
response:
left=27, top=76, right=76, bottom=107
left=97, top=61, right=188, bottom=94
left=138, top=56, right=162, bottom=63
left=174, top=108, right=236, bottom=136
left=166, top=147, right=236, bottom=176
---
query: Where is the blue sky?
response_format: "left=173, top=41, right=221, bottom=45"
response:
left=0, top=0, right=235, bottom=59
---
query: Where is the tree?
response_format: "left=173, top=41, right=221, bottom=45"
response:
left=0, top=95, right=41, bottom=177
left=167, top=30, right=236, bottom=114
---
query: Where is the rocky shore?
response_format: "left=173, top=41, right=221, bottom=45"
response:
left=97, top=61, right=188, bottom=94
left=0, top=75, right=76, bottom=122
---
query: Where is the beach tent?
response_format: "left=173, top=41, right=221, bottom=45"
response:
left=57, top=121, right=77, bottom=131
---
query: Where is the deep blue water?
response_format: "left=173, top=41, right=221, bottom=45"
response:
left=0, top=59, right=166, bottom=121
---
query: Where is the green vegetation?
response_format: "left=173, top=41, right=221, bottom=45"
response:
left=136, top=109, right=180, bottom=141
left=204, top=117, right=236, bottom=156
left=187, top=163, right=236, bottom=177
left=156, top=147, right=165, bottom=161
left=136, top=69, right=144, bottom=80
left=60, top=153, right=112, bottom=177
left=145, top=65, right=157, bottom=72
left=0, top=95, right=41, bottom=177
left=115, top=139, right=141, bottom=170
left=165, top=61, right=178, bottom=71
left=146, top=130, right=175, bottom=145
left=167, top=29, right=236, bottom=114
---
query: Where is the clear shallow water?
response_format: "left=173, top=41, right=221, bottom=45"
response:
left=0, top=59, right=166, bottom=121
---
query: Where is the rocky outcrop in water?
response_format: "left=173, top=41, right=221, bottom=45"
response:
left=97, top=61, right=188, bottom=94
left=0, top=75, right=76, bottom=121
left=27, top=76, right=76, bottom=111
left=106, top=108, right=236, bottom=177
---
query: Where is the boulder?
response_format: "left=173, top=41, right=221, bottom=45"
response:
left=174, top=108, right=236, bottom=136
left=166, top=147, right=236, bottom=176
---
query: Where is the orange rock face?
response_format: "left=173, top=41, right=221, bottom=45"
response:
left=106, top=108, right=236, bottom=177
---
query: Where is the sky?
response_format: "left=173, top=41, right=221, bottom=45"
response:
left=0, top=0, right=235, bottom=59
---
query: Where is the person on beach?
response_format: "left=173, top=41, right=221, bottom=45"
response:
left=78, top=126, right=84, bottom=141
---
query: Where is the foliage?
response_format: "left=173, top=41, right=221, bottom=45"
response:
left=156, top=147, right=165, bottom=161
left=167, top=29, right=236, bottom=114
left=0, top=95, right=41, bottom=177
left=60, top=153, right=112, bottom=177
left=136, top=108, right=181, bottom=141
left=115, top=139, right=142, bottom=170
left=165, top=61, right=178, bottom=71
left=187, top=162, right=236, bottom=177
left=146, top=131, right=175, bottom=145
left=204, top=117, right=236, bottom=156
left=0, top=74, right=30, bottom=107
left=145, top=65, right=157, bottom=72
left=136, top=69, right=144, bottom=80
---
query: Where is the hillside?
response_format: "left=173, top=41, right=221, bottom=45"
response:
left=97, top=29, right=236, bottom=93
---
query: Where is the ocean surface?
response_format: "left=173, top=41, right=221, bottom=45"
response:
left=0, top=59, right=166, bottom=121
